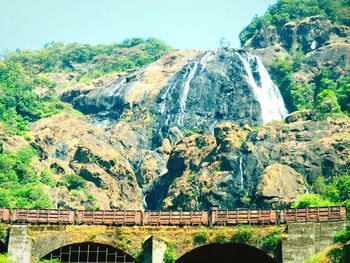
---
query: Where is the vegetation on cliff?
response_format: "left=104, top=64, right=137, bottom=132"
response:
left=241, top=0, right=350, bottom=118
left=293, top=175, right=350, bottom=219
left=269, top=58, right=350, bottom=115
left=0, top=38, right=171, bottom=208
left=239, top=0, right=350, bottom=46
left=0, top=146, right=53, bottom=208
left=0, top=38, right=170, bottom=134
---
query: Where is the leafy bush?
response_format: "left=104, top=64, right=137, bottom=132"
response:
left=0, top=225, right=7, bottom=242
left=183, top=128, right=203, bottom=137
left=0, top=254, right=14, bottom=263
left=0, top=38, right=170, bottom=135
left=292, top=193, right=334, bottom=208
left=334, top=227, right=350, bottom=245
left=40, top=169, right=56, bottom=187
left=261, top=228, right=283, bottom=252
left=314, top=90, right=341, bottom=117
left=330, top=227, right=350, bottom=263
left=63, top=174, right=85, bottom=190
left=193, top=230, right=209, bottom=245
left=230, top=226, right=255, bottom=245
left=0, top=146, right=54, bottom=208
left=214, top=231, right=227, bottom=244
left=163, top=246, right=176, bottom=263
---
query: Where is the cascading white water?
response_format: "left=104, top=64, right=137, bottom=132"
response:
left=160, top=79, right=179, bottom=114
left=239, top=156, right=244, bottom=190
left=142, top=193, right=147, bottom=209
left=177, top=61, right=200, bottom=124
left=108, top=77, right=127, bottom=97
left=236, top=52, right=288, bottom=123
left=177, top=51, right=213, bottom=125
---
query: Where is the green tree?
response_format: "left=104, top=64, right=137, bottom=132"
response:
left=63, top=174, right=85, bottom=190
left=314, top=89, right=341, bottom=116
left=292, top=193, right=334, bottom=208
left=335, top=70, right=350, bottom=114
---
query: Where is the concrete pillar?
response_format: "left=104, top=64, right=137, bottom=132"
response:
left=8, top=225, right=32, bottom=263
left=282, top=221, right=347, bottom=263
left=142, top=236, right=167, bottom=263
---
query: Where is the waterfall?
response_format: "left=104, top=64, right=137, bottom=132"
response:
left=236, top=52, right=288, bottom=123
left=177, top=61, right=200, bottom=124
left=108, top=77, right=127, bottom=97
left=160, top=79, right=179, bottom=114
left=142, top=193, right=147, bottom=210
left=239, top=156, right=244, bottom=190
left=177, top=51, right=213, bottom=125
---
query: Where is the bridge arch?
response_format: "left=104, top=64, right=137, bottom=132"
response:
left=0, top=241, right=6, bottom=254
left=177, top=243, right=276, bottom=263
left=41, top=242, right=136, bottom=263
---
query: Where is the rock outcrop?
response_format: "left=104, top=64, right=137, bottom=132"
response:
left=255, top=164, right=306, bottom=207
left=29, top=113, right=143, bottom=210
left=146, top=116, right=350, bottom=210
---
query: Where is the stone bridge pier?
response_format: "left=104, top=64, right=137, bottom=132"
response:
left=4, top=220, right=347, bottom=263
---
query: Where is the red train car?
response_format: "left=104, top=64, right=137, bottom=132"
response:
left=77, top=210, right=142, bottom=225
left=282, top=206, right=346, bottom=223
left=0, top=208, right=11, bottom=223
left=12, top=209, right=75, bottom=224
left=143, top=211, right=209, bottom=225
left=211, top=209, right=277, bottom=225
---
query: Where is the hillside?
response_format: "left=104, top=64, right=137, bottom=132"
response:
left=0, top=1, right=349, bottom=223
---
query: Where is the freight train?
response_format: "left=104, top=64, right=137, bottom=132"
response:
left=0, top=206, right=346, bottom=226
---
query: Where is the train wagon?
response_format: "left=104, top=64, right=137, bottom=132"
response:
left=211, top=209, right=277, bottom=225
left=143, top=211, right=209, bottom=225
left=77, top=210, right=142, bottom=225
left=0, top=208, right=11, bottom=223
left=12, top=209, right=75, bottom=224
left=282, top=206, right=346, bottom=223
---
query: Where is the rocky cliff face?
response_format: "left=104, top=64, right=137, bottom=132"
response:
left=61, top=48, right=287, bottom=136
left=146, top=116, right=350, bottom=210
left=247, top=16, right=350, bottom=81
left=27, top=27, right=350, bottom=211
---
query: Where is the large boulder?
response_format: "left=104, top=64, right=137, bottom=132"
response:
left=255, top=163, right=307, bottom=207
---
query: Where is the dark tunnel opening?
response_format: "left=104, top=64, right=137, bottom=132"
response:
left=177, top=243, right=276, bottom=263
left=41, top=242, right=136, bottom=263
left=0, top=241, right=6, bottom=254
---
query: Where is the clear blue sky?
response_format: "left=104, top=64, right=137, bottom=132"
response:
left=0, top=0, right=276, bottom=52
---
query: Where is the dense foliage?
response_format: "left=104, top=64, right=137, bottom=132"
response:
left=0, top=59, right=63, bottom=134
left=0, top=146, right=53, bottom=208
left=268, top=56, right=350, bottom=115
left=4, top=38, right=170, bottom=79
left=0, top=255, right=14, bottom=263
left=329, top=227, right=350, bottom=262
left=0, top=37, right=170, bottom=134
left=293, top=175, right=350, bottom=262
left=0, top=37, right=171, bottom=209
left=294, top=175, right=350, bottom=215
left=239, top=0, right=350, bottom=46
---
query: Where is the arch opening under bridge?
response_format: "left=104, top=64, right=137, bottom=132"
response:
left=41, top=242, right=136, bottom=263
left=177, top=243, right=276, bottom=263
left=0, top=241, right=6, bottom=254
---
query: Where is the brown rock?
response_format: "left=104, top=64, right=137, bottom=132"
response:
left=256, top=163, right=306, bottom=207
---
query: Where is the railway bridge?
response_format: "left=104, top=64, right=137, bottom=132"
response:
left=0, top=207, right=347, bottom=263
left=0, top=221, right=346, bottom=263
